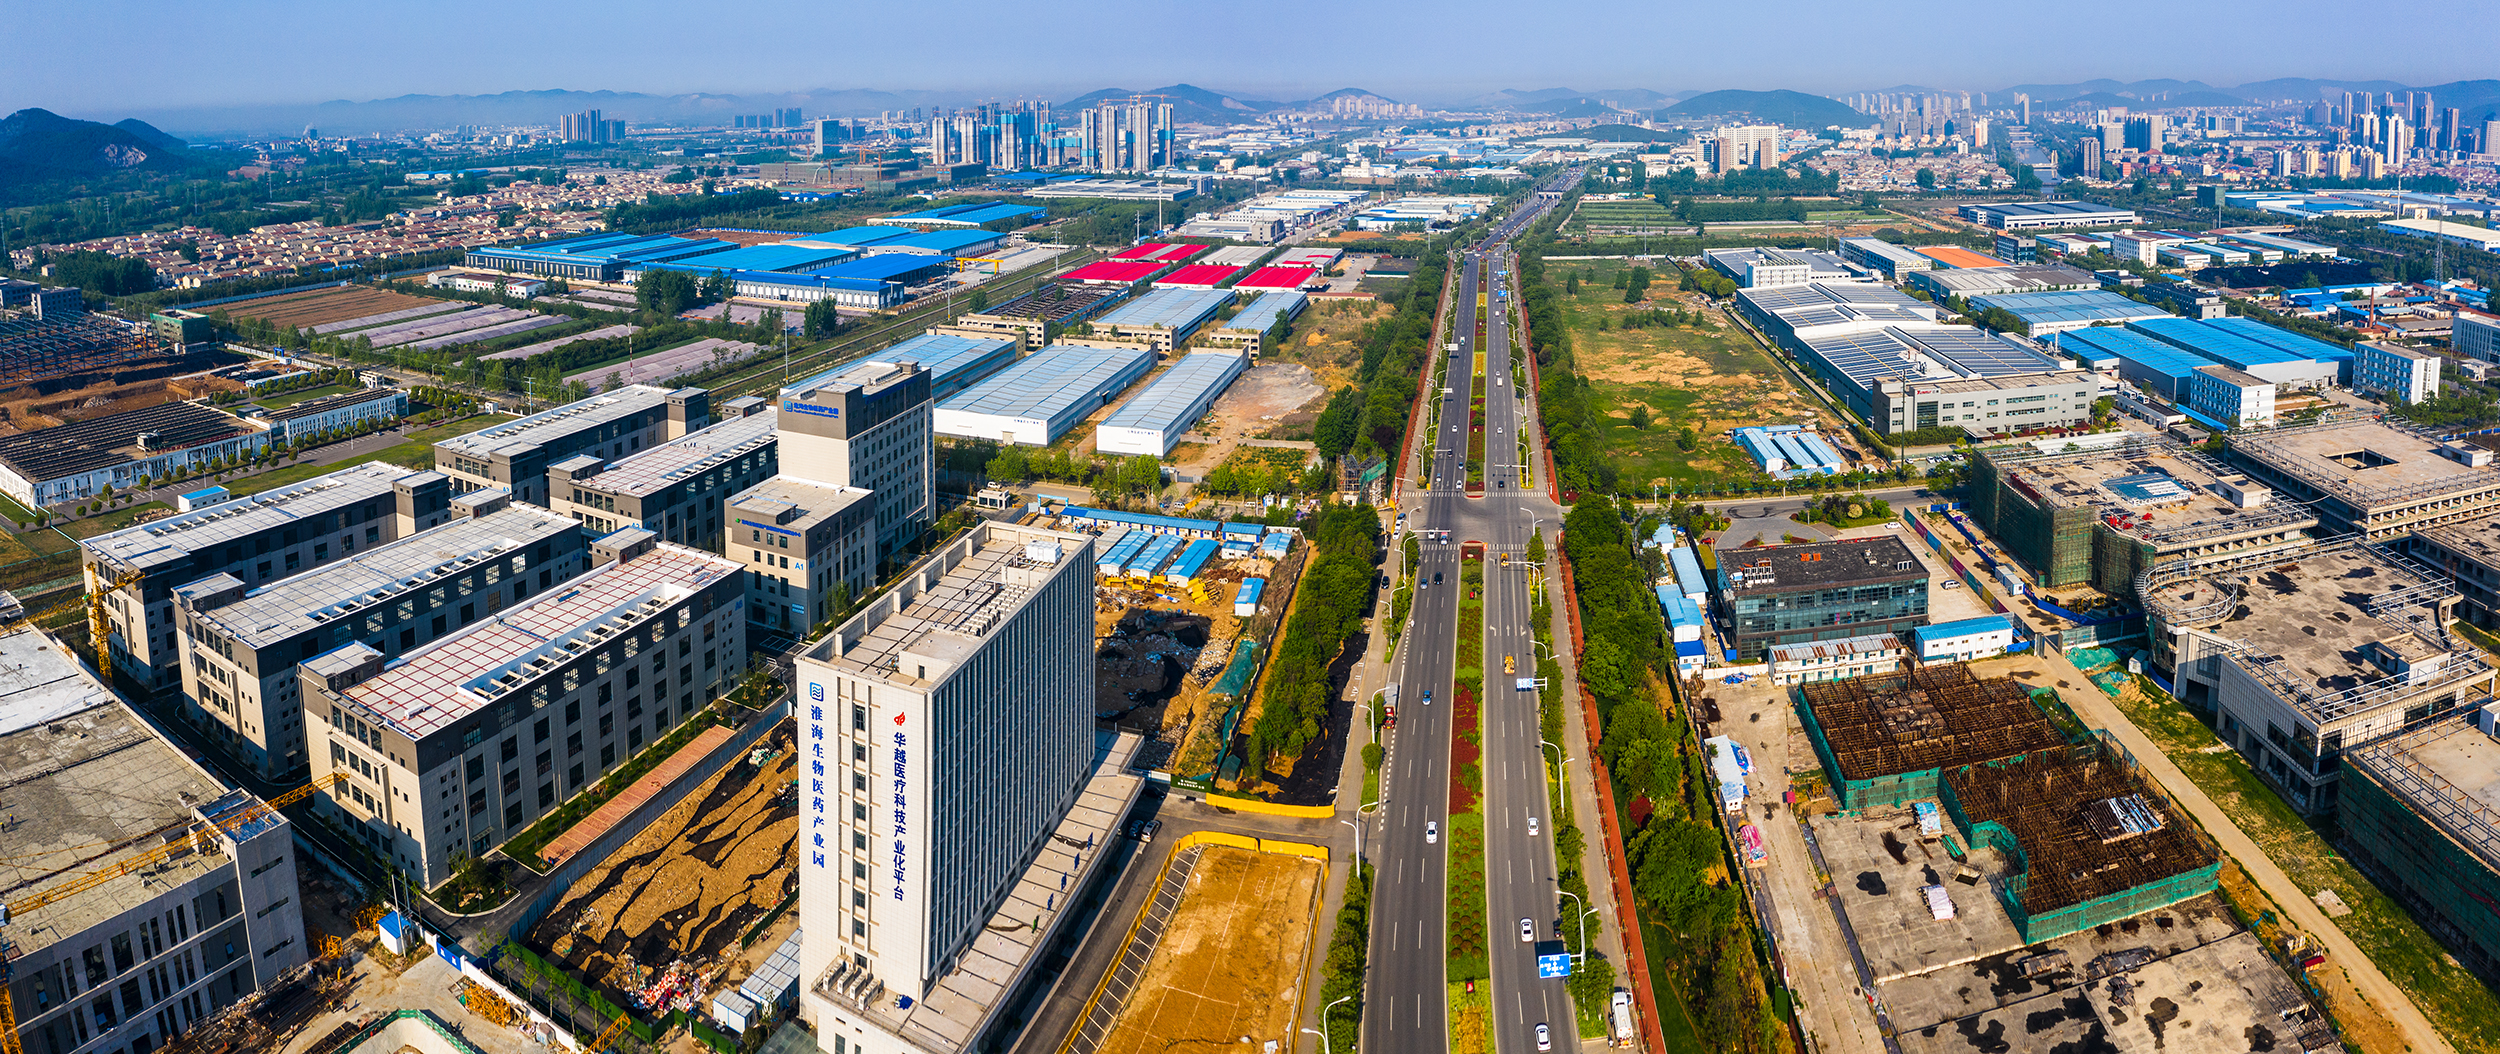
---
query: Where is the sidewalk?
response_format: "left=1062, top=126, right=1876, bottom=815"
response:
left=1540, top=544, right=1633, bottom=1051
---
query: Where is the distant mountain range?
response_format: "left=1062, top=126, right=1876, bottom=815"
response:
left=0, top=108, right=196, bottom=187
left=1662, top=89, right=1874, bottom=129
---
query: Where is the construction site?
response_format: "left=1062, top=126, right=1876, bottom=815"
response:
left=1969, top=431, right=2318, bottom=598
left=1796, top=663, right=2221, bottom=941
left=952, top=284, right=1130, bottom=346
left=2340, top=714, right=2500, bottom=980
left=2138, top=535, right=2493, bottom=813
left=2224, top=414, right=2500, bottom=539
left=1796, top=665, right=2076, bottom=809
left=1782, top=659, right=2315, bottom=1053
left=0, top=311, right=248, bottom=434
left=519, top=723, right=800, bottom=1023
left=1073, top=837, right=1325, bottom=1054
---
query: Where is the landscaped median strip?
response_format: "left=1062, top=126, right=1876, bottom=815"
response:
left=1446, top=550, right=1492, bottom=1053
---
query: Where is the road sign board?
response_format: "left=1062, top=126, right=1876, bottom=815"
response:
left=1537, top=953, right=1573, bottom=979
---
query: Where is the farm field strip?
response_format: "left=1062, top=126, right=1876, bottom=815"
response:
left=309, top=300, right=467, bottom=334
left=485, top=324, right=644, bottom=361
left=400, top=314, right=567, bottom=352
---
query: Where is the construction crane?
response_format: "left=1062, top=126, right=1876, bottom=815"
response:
left=84, top=566, right=142, bottom=684
left=2, top=982, right=21, bottom=1054
left=3, top=823, right=217, bottom=923
left=203, top=772, right=344, bottom=837
left=2, top=771, right=343, bottom=924
left=581, top=1013, right=632, bottom=1054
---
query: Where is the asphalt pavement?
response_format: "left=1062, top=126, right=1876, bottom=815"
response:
left=1362, top=171, right=1582, bottom=1054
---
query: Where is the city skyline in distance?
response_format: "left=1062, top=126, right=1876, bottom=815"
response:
left=12, top=0, right=2498, bottom=134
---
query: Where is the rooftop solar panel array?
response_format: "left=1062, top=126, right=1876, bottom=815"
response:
left=1968, top=290, right=2168, bottom=327
left=1897, top=328, right=2062, bottom=375
left=1802, top=330, right=1924, bottom=390
left=0, top=402, right=258, bottom=481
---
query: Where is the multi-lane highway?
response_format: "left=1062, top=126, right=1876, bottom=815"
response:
left=1364, top=251, right=1476, bottom=1052
left=1363, top=171, right=1582, bottom=1054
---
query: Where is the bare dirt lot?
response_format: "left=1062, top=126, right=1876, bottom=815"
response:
left=527, top=724, right=798, bottom=1004
left=227, top=287, right=445, bottom=330
left=1205, top=362, right=1326, bottom=441
left=1094, top=845, right=1323, bottom=1054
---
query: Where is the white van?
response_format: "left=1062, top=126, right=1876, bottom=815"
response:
left=1611, top=990, right=1634, bottom=1040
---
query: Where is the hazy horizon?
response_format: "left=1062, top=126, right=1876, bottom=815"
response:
left=11, top=0, right=2496, bottom=125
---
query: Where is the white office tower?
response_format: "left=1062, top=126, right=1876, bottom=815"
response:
left=798, top=521, right=1138, bottom=1054
left=778, top=360, right=935, bottom=567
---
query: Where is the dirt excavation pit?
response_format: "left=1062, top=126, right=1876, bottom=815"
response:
left=1096, top=609, right=1212, bottom=723
left=527, top=724, right=798, bottom=1006
left=1095, top=845, right=1323, bottom=1054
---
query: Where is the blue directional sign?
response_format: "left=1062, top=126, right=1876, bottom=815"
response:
left=1537, top=953, right=1573, bottom=979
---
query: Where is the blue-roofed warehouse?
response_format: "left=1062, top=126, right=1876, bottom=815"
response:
left=790, top=226, right=917, bottom=249
left=1125, top=534, right=1183, bottom=579
left=934, top=344, right=1156, bottom=445
left=2126, top=317, right=2337, bottom=388
left=1233, top=578, right=1265, bottom=616
left=874, top=229, right=1007, bottom=257
left=1965, top=289, right=2170, bottom=334
left=2202, top=316, right=2356, bottom=384
left=649, top=241, right=859, bottom=274
left=618, top=263, right=903, bottom=308
left=464, top=232, right=737, bottom=281
left=1669, top=546, right=1707, bottom=602
left=814, top=253, right=956, bottom=287
left=853, top=332, right=1022, bottom=400
left=1912, top=614, right=2018, bottom=661
left=1164, top=539, right=1222, bottom=587
left=2052, top=327, right=2214, bottom=401
left=885, top=202, right=1046, bottom=227
left=1096, top=351, right=1252, bottom=456
left=1097, top=530, right=1150, bottom=576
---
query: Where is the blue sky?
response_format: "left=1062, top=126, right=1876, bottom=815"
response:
left=12, top=0, right=2493, bottom=116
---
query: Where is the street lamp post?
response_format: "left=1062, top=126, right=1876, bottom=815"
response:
left=1557, top=889, right=1595, bottom=963
left=1308, top=994, right=1355, bottom=1054
left=1340, top=817, right=1363, bottom=862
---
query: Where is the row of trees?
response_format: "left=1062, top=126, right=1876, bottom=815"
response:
left=978, top=444, right=1166, bottom=504
left=1562, top=497, right=1774, bottom=1051
left=1243, top=504, right=1380, bottom=775
left=1195, top=454, right=1327, bottom=497
left=1517, top=192, right=1617, bottom=498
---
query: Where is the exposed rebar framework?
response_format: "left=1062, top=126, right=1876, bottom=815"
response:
left=2228, top=416, right=2500, bottom=514
left=2346, top=721, right=2500, bottom=876
left=2139, top=536, right=2489, bottom=722
left=1798, top=665, right=2070, bottom=787
left=0, top=314, right=166, bottom=388
left=1941, top=732, right=2220, bottom=930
